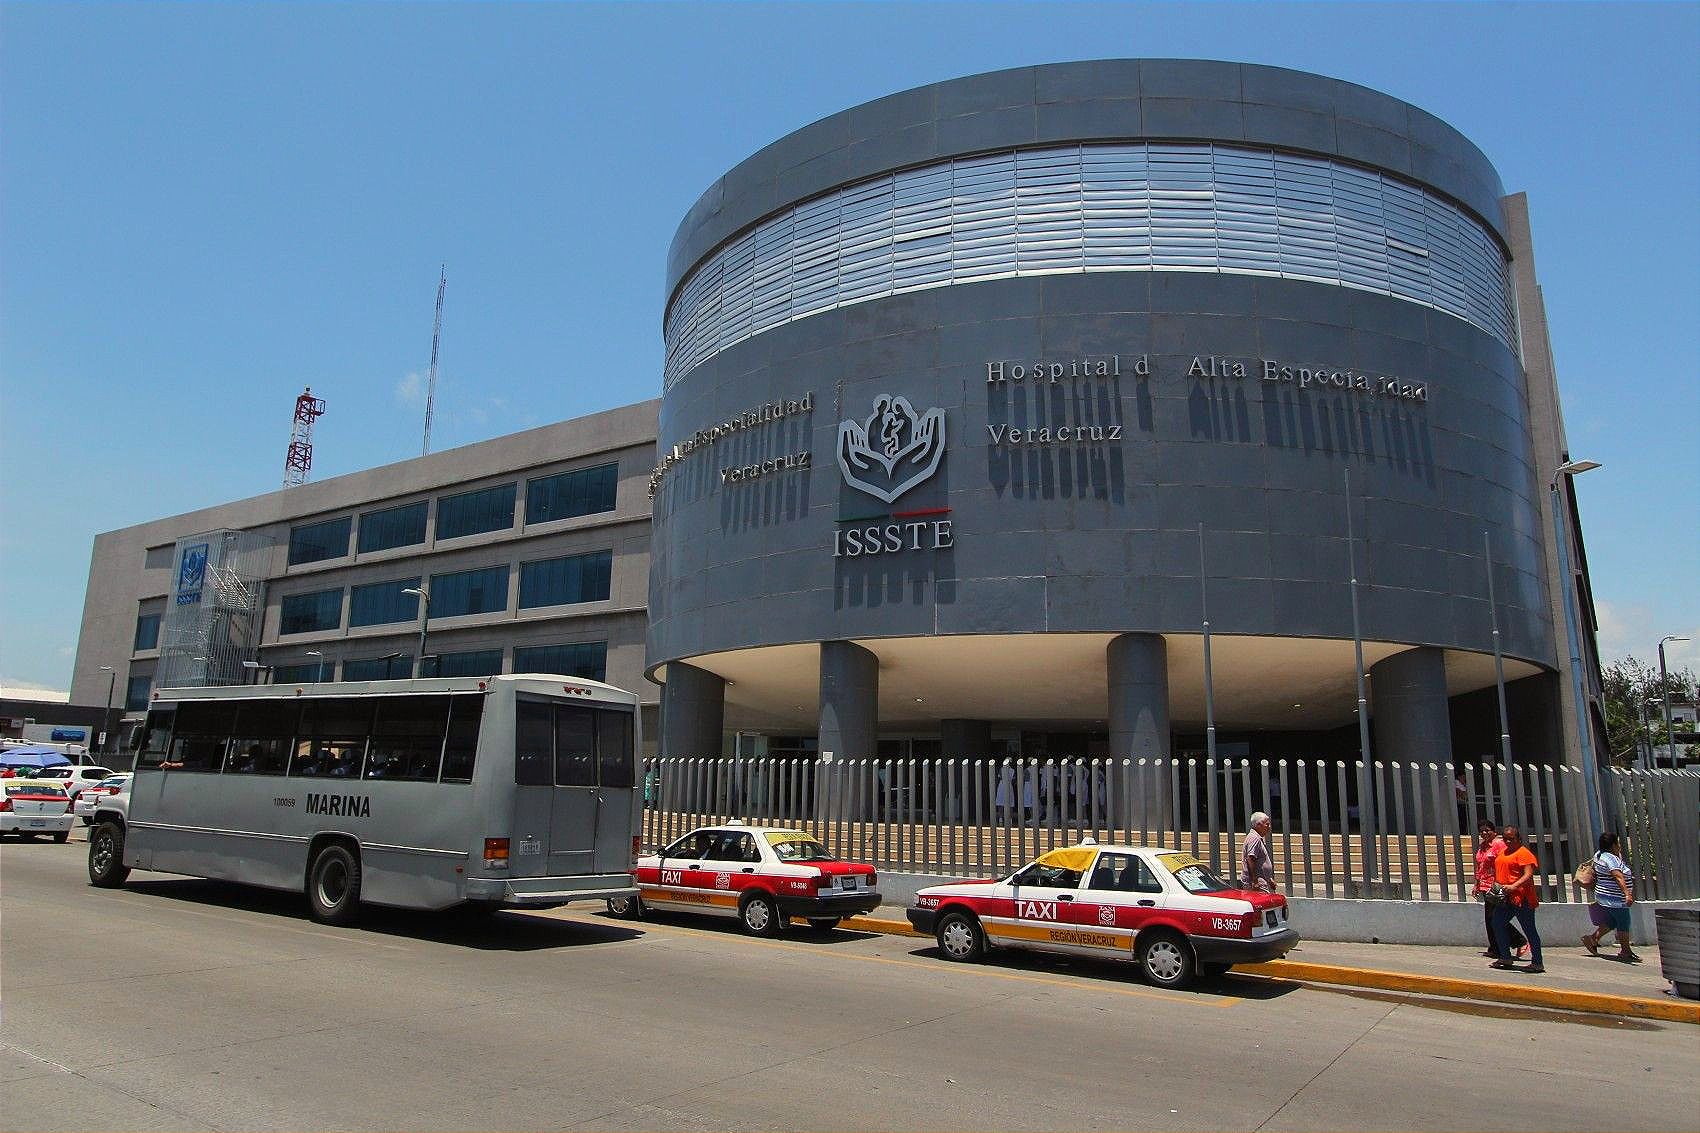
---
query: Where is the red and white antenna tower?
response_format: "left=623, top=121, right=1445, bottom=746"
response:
left=283, top=387, right=327, bottom=488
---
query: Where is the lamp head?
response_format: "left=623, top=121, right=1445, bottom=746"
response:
left=1555, top=459, right=1601, bottom=477
left=241, top=660, right=262, bottom=670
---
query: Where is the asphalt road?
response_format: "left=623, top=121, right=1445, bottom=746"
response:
left=4, top=837, right=1697, bottom=1132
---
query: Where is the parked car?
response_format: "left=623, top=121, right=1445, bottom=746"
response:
left=73, top=774, right=132, bottom=824
left=1, top=782, right=74, bottom=842
left=609, top=822, right=881, bottom=935
left=34, top=765, right=116, bottom=802
left=906, top=840, right=1298, bottom=989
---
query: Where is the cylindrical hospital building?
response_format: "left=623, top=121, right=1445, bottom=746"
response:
left=648, top=60, right=1596, bottom=770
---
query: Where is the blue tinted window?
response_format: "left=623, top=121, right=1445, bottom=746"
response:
left=436, top=484, right=515, bottom=540
left=349, top=578, right=422, bottom=627
left=358, top=501, right=428, bottom=554
left=287, top=517, right=352, bottom=565
left=272, top=663, right=324, bottom=683
left=134, top=613, right=161, bottom=651
left=425, top=650, right=504, bottom=678
left=343, top=656, right=411, bottom=681
left=280, top=589, right=343, bottom=634
left=518, top=550, right=612, bottom=609
left=125, top=674, right=152, bottom=711
left=514, top=641, right=607, bottom=682
left=526, top=464, right=618, bottom=525
left=430, top=565, right=509, bottom=617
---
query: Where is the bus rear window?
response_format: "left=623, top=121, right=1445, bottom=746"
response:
left=439, top=696, right=483, bottom=783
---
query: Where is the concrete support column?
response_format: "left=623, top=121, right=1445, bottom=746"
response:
left=818, top=641, right=878, bottom=760
left=1108, top=633, right=1171, bottom=830
left=1371, top=646, right=1453, bottom=843
left=660, top=661, right=725, bottom=759
left=1370, top=647, right=1453, bottom=767
left=940, top=719, right=991, bottom=822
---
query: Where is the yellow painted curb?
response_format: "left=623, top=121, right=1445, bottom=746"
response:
left=838, top=913, right=1698, bottom=1024
left=1239, top=959, right=1700, bottom=1024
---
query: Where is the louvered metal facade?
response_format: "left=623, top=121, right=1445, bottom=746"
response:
left=664, top=143, right=1515, bottom=389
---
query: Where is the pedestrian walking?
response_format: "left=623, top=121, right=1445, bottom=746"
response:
left=1581, top=831, right=1641, bottom=963
left=1474, top=820, right=1526, bottom=960
left=995, top=763, right=1016, bottom=823
left=1242, top=810, right=1276, bottom=892
left=1489, top=824, right=1544, bottom=974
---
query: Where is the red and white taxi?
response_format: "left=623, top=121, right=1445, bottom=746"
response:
left=611, top=823, right=881, bottom=936
left=906, top=840, right=1297, bottom=988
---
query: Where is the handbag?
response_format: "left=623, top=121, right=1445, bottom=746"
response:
left=1484, top=883, right=1507, bottom=907
left=1574, top=860, right=1597, bottom=890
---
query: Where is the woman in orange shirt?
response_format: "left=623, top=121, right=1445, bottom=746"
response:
left=1489, top=825, right=1545, bottom=973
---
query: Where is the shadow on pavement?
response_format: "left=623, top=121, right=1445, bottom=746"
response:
left=1294, top=981, right=1669, bottom=1030
left=121, top=877, right=644, bottom=951
left=582, top=906, right=884, bottom=945
left=902, top=943, right=1299, bottom=999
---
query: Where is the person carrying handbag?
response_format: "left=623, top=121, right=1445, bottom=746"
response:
left=1474, top=820, right=1526, bottom=960
left=1489, top=825, right=1544, bottom=974
left=1582, top=831, right=1641, bottom=962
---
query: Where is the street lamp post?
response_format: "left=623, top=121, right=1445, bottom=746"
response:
left=1658, top=634, right=1691, bottom=769
left=402, top=587, right=431, bottom=677
left=1482, top=530, right=1514, bottom=769
left=306, top=650, right=325, bottom=682
left=1549, top=458, right=1603, bottom=834
left=98, top=665, right=117, bottom=756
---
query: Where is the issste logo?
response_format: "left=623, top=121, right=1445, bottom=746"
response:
left=836, top=395, right=946, bottom=503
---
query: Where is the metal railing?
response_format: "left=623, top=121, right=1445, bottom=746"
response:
left=640, top=756, right=1700, bottom=903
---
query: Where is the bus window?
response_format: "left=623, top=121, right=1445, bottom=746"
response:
left=554, top=707, right=595, bottom=787
left=440, top=696, right=482, bottom=783
left=135, top=709, right=176, bottom=768
left=294, top=698, right=372, bottom=778
left=170, top=701, right=239, bottom=772
left=367, top=696, right=449, bottom=781
left=595, top=709, right=634, bottom=788
left=227, top=699, right=298, bottom=776
left=515, top=700, right=553, bottom=786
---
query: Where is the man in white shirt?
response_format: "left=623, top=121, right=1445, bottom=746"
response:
left=1242, top=810, right=1275, bottom=891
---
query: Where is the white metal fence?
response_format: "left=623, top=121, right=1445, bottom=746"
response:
left=641, top=756, right=1700, bottom=903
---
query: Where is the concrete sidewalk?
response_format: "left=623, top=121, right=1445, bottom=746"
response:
left=849, top=903, right=1697, bottom=1022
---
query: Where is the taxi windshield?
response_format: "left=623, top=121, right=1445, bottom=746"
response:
left=765, top=834, right=835, bottom=861
left=1158, top=853, right=1235, bottom=894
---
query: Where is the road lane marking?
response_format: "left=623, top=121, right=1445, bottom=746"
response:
left=533, top=909, right=1239, bottom=1008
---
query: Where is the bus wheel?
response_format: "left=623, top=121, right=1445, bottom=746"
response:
left=739, top=893, right=782, bottom=937
left=88, top=822, right=131, bottom=888
left=607, top=894, right=644, bottom=919
left=307, top=844, right=363, bottom=926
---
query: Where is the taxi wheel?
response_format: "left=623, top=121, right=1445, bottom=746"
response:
left=806, top=917, right=841, bottom=932
left=740, top=893, right=782, bottom=937
left=936, top=911, right=985, bottom=963
left=607, top=894, right=644, bottom=919
left=1198, top=962, right=1233, bottom=981
left=1137, top=930, right=1195, bottom=989
left=53, top=831, right=69, bottom=844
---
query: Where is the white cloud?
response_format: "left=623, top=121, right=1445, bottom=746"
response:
left=0, top=681, right=71, bottom=702
left=395, top=371, right=424, bottom=406
left=1595, top=599, right=1699, bottom=673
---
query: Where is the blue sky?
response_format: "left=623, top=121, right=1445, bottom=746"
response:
left=2, top=2, right=1696, bottom=694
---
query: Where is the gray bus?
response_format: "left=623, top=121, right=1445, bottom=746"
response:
left=87, top=675, right=640, bottom=924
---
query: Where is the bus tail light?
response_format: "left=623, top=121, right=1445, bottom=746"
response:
left=483, top=838, right=510, bottom=870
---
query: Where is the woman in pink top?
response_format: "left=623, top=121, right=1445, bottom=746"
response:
left=1475, top=819, right=1526, bottom=960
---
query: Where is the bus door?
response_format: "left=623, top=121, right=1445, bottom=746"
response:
left=512, top=699, right=575, bottom=878
left=590, top=707, right=636, bottom=875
